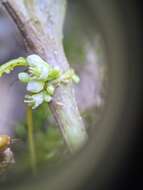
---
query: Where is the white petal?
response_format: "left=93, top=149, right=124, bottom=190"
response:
left=27, top=80, right=44, bottom=93
left=27, top=54, right=50, bottom=80
left=32, top=93, right=44, bottom=109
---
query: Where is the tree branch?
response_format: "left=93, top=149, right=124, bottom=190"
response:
left=1, top=0, right=88, bottom=153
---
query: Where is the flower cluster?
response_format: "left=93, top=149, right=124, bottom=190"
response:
left=0, top=54, right=80, bottom=109
left=18, top=55, right=80, bottom=109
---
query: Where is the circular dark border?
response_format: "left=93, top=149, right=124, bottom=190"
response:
left=2, top=0, right=142, bottom=189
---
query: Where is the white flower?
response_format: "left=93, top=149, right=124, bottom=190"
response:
left=26, top=80, right=44, bottom=93
left=27, top=54, right=50, bottom=80
left=24, top=92, right=44, bottom=109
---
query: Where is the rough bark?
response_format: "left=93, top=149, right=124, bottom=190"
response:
left=1, top=0, right=88, bottom=152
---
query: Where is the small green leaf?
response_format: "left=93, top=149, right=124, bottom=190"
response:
left=47, top=68, right=62, bottom=81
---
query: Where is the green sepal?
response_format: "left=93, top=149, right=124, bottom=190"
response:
left=43, top=91, right=52, bottom=102
left=46, top=84, right=55, bottom=96
left=47, top=68, right=62, bottom=81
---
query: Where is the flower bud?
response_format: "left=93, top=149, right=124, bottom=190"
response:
left=46, top=84, right=55, bottom=95
left=18, top=72, right=30, bottom=83
left=43, top=91, right=52, bottom=102
left=24, top=92, right=44, bottom=109
left=27, top=80, right=44, bottom=93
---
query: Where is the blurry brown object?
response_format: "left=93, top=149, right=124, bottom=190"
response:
left=0, top=147, right=15, bottom=175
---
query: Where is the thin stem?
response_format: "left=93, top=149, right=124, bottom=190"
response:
left=27, top=106, right=37, bottom=175
left=0, top=57, right=27, bottom=77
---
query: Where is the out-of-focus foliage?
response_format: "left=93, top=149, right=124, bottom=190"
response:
left=0, top=105, right=68, bottom=182
left=64, top=36, right=85, bottom=65
left=12, top=103, right=68, bottom=176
